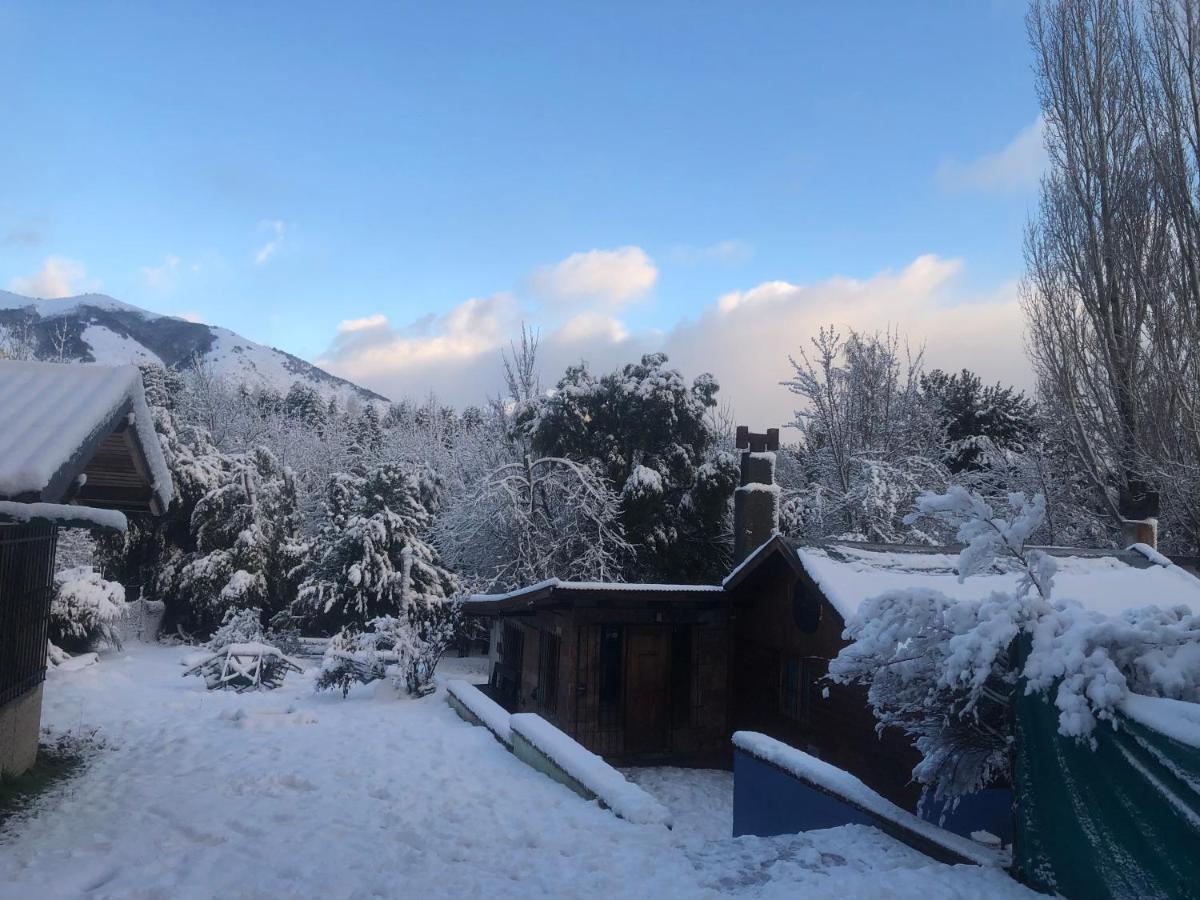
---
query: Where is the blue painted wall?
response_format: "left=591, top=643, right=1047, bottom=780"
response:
left=733, top=749, right=1013, bottom=847
left=919, top=789, right=1013, bottom=845
left=732, top=750, right=874, bottom=837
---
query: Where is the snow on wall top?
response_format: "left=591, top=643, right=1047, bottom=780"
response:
left=797, top=543, right=1200, bottom=622
left=0, top=360, right=172, bottom=508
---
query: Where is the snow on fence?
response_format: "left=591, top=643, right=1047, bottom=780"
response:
left=510, top=714, right=672, bottom=828
left=732, top=731, right=1000, bottom=867
left=445, top=680, right=512, bottom=747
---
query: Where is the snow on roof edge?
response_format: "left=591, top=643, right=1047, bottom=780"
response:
left=467, top=578, right=724, bottom=604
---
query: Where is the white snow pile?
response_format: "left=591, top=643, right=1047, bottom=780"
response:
left=0, top=360, right=172, bottom=508
left=1121, top=693, right=1200, bottom=749
left=511, top=713, right=673, bottom=828
left=0, top=645, right=1037, bottom=898
left=50, top=565, right=127, bottom=646
left=447, top=679, right=512, bottom=745
left=732, top=732, right=1001, bottom=867
left=0, top=500, right=127, bottom=532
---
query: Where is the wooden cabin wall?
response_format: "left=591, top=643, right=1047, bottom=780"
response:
left=569, top=608, right=727, bottom=767
left=729, top=555, right=922, bottom=810
left=488, top=611, right=576, bottom=734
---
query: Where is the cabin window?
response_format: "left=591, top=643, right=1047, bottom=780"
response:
left=671, top=625, right=692, bottom=727
left=792, top=581, right=821, bottom=633
left=537, top=630, right=561, bottom=713
left=598, top=625, right=623, bottom=728
left=780, top=656, right=826, bottom=723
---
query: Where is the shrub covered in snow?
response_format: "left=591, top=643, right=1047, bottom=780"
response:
left=830, top=485, right=1200, bottom=803
left=50, top=566, right=128, bottom=652
left=206, top=606, right=267, bottom=649
left=317, top=602, right=459, bottom=698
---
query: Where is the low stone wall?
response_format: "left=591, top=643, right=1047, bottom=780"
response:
left=0, top=683, right=43, bottom=777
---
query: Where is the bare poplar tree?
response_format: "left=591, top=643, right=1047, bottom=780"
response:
left=1022, top=0, right=1166, bottom=525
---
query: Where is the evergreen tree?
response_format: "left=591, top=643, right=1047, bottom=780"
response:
left=920, top=369, right=1039, bottom=472
left=530, top=353, right=737, bottom=582
left=174, top=447, right=306, bottom=633
left=298, top=462, right=457, bottom=632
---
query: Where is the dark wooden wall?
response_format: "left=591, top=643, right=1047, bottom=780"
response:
left=488, top=604, right=727, bottom=767
left=728, top=552, right=923, bottom=810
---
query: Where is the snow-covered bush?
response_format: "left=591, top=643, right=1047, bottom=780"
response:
left=829, top=485, right=1200, bottom=803
left=206, top=606, right=266, bottom=649
left=316, top=602, right=459, bottom=698
left=50, top=566, right=128, bottom=652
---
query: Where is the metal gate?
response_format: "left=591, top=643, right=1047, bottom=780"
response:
left=0, top=522, right=58, bottom=706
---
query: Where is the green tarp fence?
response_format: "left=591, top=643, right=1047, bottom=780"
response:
left=1014, top=647, right=1200, bottom=898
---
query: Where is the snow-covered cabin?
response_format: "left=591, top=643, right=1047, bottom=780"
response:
left=463, top=427, right=1200, bottom=811
left=0, top=360, right=171, bottom=777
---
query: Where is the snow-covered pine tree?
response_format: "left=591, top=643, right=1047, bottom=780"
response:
left=298, top=462, right=457, bottom=632
left=175, top=446, right=306, bottom=634
left=303, top=463, right=459, bottom=696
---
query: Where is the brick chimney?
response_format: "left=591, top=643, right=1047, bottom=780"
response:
left=733, top=426, right=781, bottom=563
left=1119, top=482, right=1160, bottom=550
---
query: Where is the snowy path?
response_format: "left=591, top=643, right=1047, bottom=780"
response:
left=0, top=646, right=1036, bottom=899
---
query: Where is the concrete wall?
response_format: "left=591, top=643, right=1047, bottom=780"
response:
left=0, top=683, right=43, bottom=777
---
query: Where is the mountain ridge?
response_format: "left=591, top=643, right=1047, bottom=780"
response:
left=0, top=290, right=388, bottom=404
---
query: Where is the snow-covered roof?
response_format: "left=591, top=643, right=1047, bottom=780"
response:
left=797, top=542, right=1200, bottom=621
left=463, top=577, right=723, bottom=614
left=0, top=360, right=172, bottom=511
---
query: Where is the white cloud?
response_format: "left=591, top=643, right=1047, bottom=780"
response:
left=318, top=254, right=1028, bottom=429
left=554, top=311, right=630, bottom=344
left=7, top=256, right=90, bottom=298
left=318, top=293, right=522, bottom=386
left=140, top=255, right=181, bottom=289
left=254, top=220, right=286, bottom=265
left=528, top=246, right=657, bottom=308
left=937, top=116, right=1046, bottom=191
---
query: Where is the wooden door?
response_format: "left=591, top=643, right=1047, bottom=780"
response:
left=624, top=627, right=670, bottom=755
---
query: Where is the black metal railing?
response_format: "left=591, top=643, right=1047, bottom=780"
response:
left=0, top=522, right=57, bottom=707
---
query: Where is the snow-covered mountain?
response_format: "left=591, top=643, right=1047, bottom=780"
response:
left=0, top=290, right=387, bottom=404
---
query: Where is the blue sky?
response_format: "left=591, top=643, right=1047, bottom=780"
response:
left=0, top=1, right=1043, bottom=425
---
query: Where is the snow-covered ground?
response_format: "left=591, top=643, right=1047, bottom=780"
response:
left=0, top=645, right=1036, bottom=899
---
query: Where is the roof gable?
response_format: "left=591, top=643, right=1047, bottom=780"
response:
left=0, top=360, right=172, bottom=512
